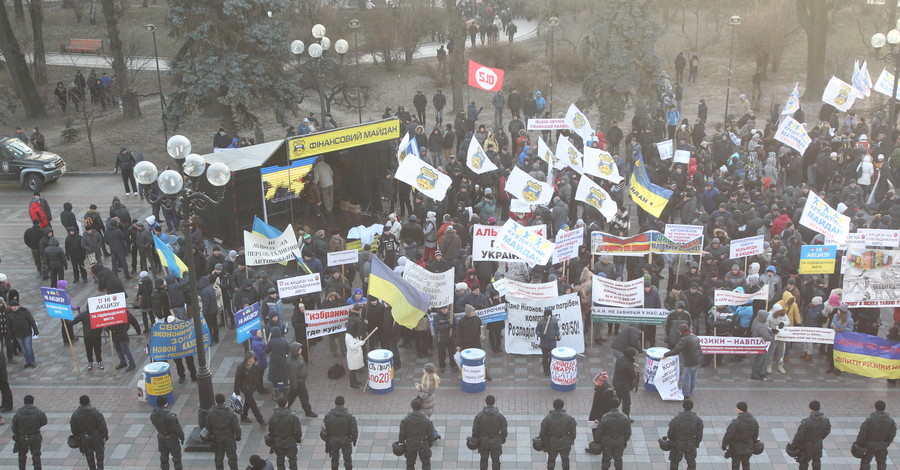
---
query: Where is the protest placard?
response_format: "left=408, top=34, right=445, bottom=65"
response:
left=149, top=318, right=211, bottom=361
left=697, top=336, right=770, bottom=354
left=664, top=224, right=705, bottom=244
left=713, top=285, right=769, bottom=306
left=243, top=224, right=302, bottom=266
left=497, top=219, right=555, bottom=265
left=799, top=245, right=837, bottom=274
left=834, top=331, right=900, bottom=378
left=552, top=227, right=584, bottom=264
left=403, top=263, right=454, bottom=308
left=41, top=286, right=74, bottom=320
left=234, top=303, right=260, bottom=343
left=505, top=294, right=583, bottom=355
left=276, top=273, right=322, bottom=298
left=650, top=232, right=703, bottom=255
left=590, top=232, right=651, bottom=256
left=858, top=229, right=900, bottom=248
left=775, top=327, right=836, bottom=344
left=653, top=355, right=683, bottom=401
left=729, top=235, right=765, bottom=259
left=504, top=280, right=558, bottom=299
left=843, top=248, right=900, bottom=307
left=592, top=276, right=644, bottom=308
left=472, top=224, right=546, bottom=262
left=452, top=304, right=508, bottom=324
left=305, top=305, right=352, bottom=339
left=527, top=118, right=568, bottom=130
left=590, top=307, right=667, bottom=325
left=328, top=249, right=359, bottom=267
left=88, top=293, right=128, bottom=329
left=799, top=191, right=850, bottom=243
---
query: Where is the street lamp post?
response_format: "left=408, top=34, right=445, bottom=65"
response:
left=872, top=22, right=900, bottom=156
left=350, top=18, right=362, bottom=124
left=548, top=16, right=558, bottom=116
left=291, top=25, right=349, bottom=124
left=723, top=15, right=741, bottom=123
left=133, top=135, right=231, bottom=452
left=145, top=24, right=168, bottom=142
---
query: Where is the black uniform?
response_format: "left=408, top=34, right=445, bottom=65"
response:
left=596, top=409, right=631, bottom=470
left=667, top=409, right=704, bottom=470
left=588, top=382, right=617, bottom=443
left=207, top=402, right=241, bottom=470
left=792, top=410, right=831, bottom=470
left=150, top=407, right=185, bottom=470
left=70, top=404, right=108, bottom=470
left=539, top=408, right=577, bottom=470
left=268, top=406, right=303, bottom=470
left=722, top=412, right=759, bottom=470
left=323, top=405, right=359, bottom=470
left=12, top=402, right=47, bottom=470
left=856, top=410, right=896, bottom=470
left=399, top=410, right=435, bottom=469
left=471, top=405, right=508, bottom=470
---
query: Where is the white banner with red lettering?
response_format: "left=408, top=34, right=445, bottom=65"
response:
left=592, top=275, right=644, bottom=308
left=304, top=305, right=352, bottom=339
left=713, top=285, right=769, bottom=307
left=729, top=235, right=765, bottom=259
left=697, top=336, right=770, bottom=354
left=774, top=327, right=836, bottom=344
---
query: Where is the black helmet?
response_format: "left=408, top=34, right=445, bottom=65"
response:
left=658, top=436, right=672, bottom=452
left=785, top=442, right=802, bottom=458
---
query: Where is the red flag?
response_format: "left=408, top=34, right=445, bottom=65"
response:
left=467, top=60, right=505, bottom=92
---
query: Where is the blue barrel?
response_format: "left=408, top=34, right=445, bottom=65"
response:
left=144, top=362, right=175, bottom=407
left=644, top=347, right=670, bottom=392
left=367, top=349, right=394, bottom=394
left=461, top=348, right=487, bottom=393
left=550, top=347, right=577, bottom=391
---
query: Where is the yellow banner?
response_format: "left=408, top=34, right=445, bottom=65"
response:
left=288, top=119, right=400, bottom=160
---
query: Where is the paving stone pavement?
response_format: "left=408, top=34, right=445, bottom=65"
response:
left=0, top=176, right=897, bottom=469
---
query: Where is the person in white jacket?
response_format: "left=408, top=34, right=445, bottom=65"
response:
left=345, top=321, right=367, bottom=389
left=767, top=304, right=791, bottom=374
left=857, top=154, right=875, bottom=198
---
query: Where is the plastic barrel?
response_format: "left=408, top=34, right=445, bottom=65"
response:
left=461, top=348, right=487, bottom=393
left=367, top=349, right=394, bottom=394
left=143, top=362, right=175, bottom=407
left=550, top=347, right=577, bottom=391
left=644, top=347, right=670, bottom=392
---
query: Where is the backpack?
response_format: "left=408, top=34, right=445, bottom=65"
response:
left=327, top=363, right=346, bottom=380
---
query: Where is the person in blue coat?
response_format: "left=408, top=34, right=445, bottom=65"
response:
left=535, top=309, right=560, bottom=376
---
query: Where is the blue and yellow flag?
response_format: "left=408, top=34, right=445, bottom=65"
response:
left=251, top=216, right=312, bottom=274
left=629, top=151, right=673, bottom=219
left=153, top=233, right=188, bottom=279
left=834, top=331, right=900, bottom=379
left=368, top=256, right=431, bottom=329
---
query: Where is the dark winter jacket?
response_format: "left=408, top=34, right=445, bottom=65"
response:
left=268, top=406, right=302, bottom=448
left=265, top=328, right=290, bottom=384
left=399, top=410, right=435, bottom=450
left=668, top=410, right=704, bottom=450
left=12, top=403, right=47, bottom=439
left=456, top=314, right=483, bottom=349
left=94, top=266, right=125, bottom=296
left=108, top=312, right=141, bottom=341
left=323, top=405, right=359, bottom=447
left=70, top=405, right=108, bottom=445
left=165, top=275, right=189, bottom=307
left=71, top=309, right=102, bottom=338
left=44, top=238, right=67, bottom=269
left=611, top=325, right=642, bottom=354
left=791, top=411, right=831, bottom=459
left=104, top=225, right=128, bottom=256
left=65, top=232, right=86, bottom=262
left=596, top=410, right=631, bottom=449
left=723, top=412, right=759, bottom=455
left=234, top=361, right=260, bottom=395
left=150, top=407, right=184, bottom=442
left=472, top=405, right=508, bottom=451
left=8, top=307, right=38, bottom=339
left=535, top=315, right=560, bottom=350
left=199, top=276, right=217, bottom=318
left=206, top=403, right=240, bottom=443
left=285, top=342, right=307, bottom=390
left=588, top=383, right=617, bottom=423
left=539, top=408, right=577, bottom=451
left=856, top=410, right=897, bottom=452
left=664, top=331, right=703, bottom=367
left=80, top=230, right=105, bottom=257
left=613, top=354, right=638, bottom=389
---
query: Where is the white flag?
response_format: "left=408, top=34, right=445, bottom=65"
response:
left=655, top=139, right=674, bottom=160
left=395, top=156, right=452, bottom=201
left=852, top=61, right=872, bottom=98
left=821, top=76, right=858, bottom=112
left=556, top=136, right=583, bottom=173
left=506, top=166, right=553, bottom=205
left=582, top=147, right=623, bottom=184
left=465, top=136, right=498, bottom=175
left=537, top=136, right=556, bottom=165
left=874, top=69, right=900, bottom=99
left=575, top=176, right=617, bottom=222
left=396, top=132, right=420, bottom=162
left=564, top=103, right=594, bottom=143
left=781, top=83, right=800, bottom=115
left=774, top=116, right=811, bottom=154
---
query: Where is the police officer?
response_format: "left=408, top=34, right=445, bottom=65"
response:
left=323, top=395, right=359, bottom=470
left=150, top=395, right=185, bottom=470
left=856, top=400, right=896, bottom=470
left=207, top=393, right=241, bottom=470
left=268, top=397, right=303, bottom=470
left=539, top=398, right=577, bottom=470
left=12, top=395, right=47, bottom=470
left=596, top=398, right=631, bottom=470
left=666, top=399, right=704, bottom=470
left=398, top=398, right=436, bottom=470
left=791, top=400, right=831, bottom=470
left=471, top=395, right=508, bottom=470
left=69, top=395, right=108, bottom=470
left=722, top=401, right=759, bottom=470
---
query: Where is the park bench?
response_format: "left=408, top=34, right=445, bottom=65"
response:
left=60, top=39, right=104, bottom=54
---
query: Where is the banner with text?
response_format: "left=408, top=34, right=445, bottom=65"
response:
left=653, top=355, right=684, bottom=401
left=664, top=224, right=705, bottom=244
left=591, top=232, right=651, bottom=256
left=799, top=245, right=838, bottom=274
left=714, top=285, right=769, bottom=306
left=305, top=305, right=352, bottom=339
left=41, top=286, right=74, bottom=320
left=729, top=235, right=765, bottom=259
left=505, top=294, right=584, bottom=355
left=799, top=190, right=851, bottom=243
left=452, top=303, right=508, bottom=324
left=88, top=293, right=128, bottom=329
left=402, top=263, right=454, bottom=308
left=473, top=224, right=546, bottom=262
left=149, top=318, right=211, bottom=361
left=590, top=307, right=667, bottom=325
left=592, top=276, right=644, bottom=308
left=833, top=331, right=900, bottom=379
left=843, top=248, right=900, bottom=307
left=504, top=279, right=559, bottom=299
left=277, top=273, right=322, bottom=298
left=858, top=229, right=900, bottom=248
left=328, top=249, right=359, bottom=267
left=244, top=224, right=302, bottom=266
left=697, top=336, right=770, bottom=354
left=234, top=303, right=261, bottom=344
left=497, top=219, right=555, bottom=265
left=552, top=227, right=584, bottom=264
left=774, top=327, right=835, bottom=344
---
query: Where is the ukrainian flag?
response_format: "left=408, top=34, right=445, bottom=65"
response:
left=251, top=216, right=312, bottom=274
left=153, top=233, right=188, bottom=279
left=629, top=151, right=673, bottom=219
left=834, top=331, right=900, bottom=379
left=368, top=256, right=431, bottom=329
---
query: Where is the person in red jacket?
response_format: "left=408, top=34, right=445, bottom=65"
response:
left=770, top=209, right=792, bottom=238
left=28, top=197, right=49, bottom=229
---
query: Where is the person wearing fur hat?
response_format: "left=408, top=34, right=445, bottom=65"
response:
left=587, top=371, right=617, bottom=448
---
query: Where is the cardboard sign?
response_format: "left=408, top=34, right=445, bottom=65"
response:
left=799, top=190, right=850, bottom=243
left=234, top=303, right=260, bottom=344
left=825, top=232, right=866, bottom=251
left=87, top=293, right=128, bottom=329
left=402, top=263, right=454, bottom=308
left=799, top=245, right=837, bottom=274
left=277, top=273, right=322, bottom=298
left=328, top=249, right=359, bottom=267
left=775, top=327, right=836, bottom=344
left=858, top=229, right=900, bottom=248
left=592, top=276, right=644, bottom=308
left=41, top=286, right=74, bottom=320
left=473, top=224, right=546, bottom=262
left=243, top=224, right=302, bottom=266
left=664, top=224, right=705, bottom=244
left=590, top=307, right=667, bottom=325
left=697, top=336, right=770, bottom=354
left=149, top=318, right=211, bottom=360
left=729, top=235, right=765, bottom=259
left=305, top=305, right=352, bottom=339
left=504, top=279, right=558, bottom=299
left=505, top=294, right=584, bottom=355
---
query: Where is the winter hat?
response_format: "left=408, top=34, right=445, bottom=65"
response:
left=736, top=402, right=748, bottom=412
left=732, top=264, right=740, bottom=271
left=249, top=455, right=268, bottom=470
left=811, top=296, right=823, bottom=306
left=456, top=282, right=467, bottom=291
left=771, top=303, right=784, bottom=313
left=0, top=273, right=7, bottom=282
left=828, top=294, right=841, bottom=307
left=434, top=250, right=443, bottom=257
left=675, top=301, right=685, bottom=309
left=426, top=211, right=436, bottom=219
left=487, top=217, right=496, bottom=224
left=766, top=265, right=777, bottom=274
left=139, top=271, right=149, bottom=278
left=465, top=304, right=475, bottom=314
left=424, top=363, right=436, bottom=373
left=593, top=372, right=608, bottom=387
left=643, top=279, right=651, bottom=287
left=484, top=188, right=493, bottom=195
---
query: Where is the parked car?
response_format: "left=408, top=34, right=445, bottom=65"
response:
left=0, top=137, right=66, bottom=190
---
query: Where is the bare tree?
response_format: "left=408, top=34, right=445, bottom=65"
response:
left=13, top=0, right=25, bottom=22
left=797, top=0, right=828, bottom=99
left=0, top=0, right=46, bottom=118
left=738, top=0, right=802, bottom=75
left=26, top=0, right=47, bottom=84
left=100, top=0, right=141, bottom=117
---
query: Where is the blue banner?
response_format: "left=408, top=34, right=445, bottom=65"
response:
left=41, top=286, right=74, bottom=320
left=149, top=318, right=211, bottom=361
left=234, top=303, right=260, bottom=344
left=452, top=304, right=508, bottom=324
left=834, top=331, right=900, bottom=379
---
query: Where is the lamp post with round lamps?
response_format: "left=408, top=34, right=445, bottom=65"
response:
left=548, top=16, right=558, bottom=116
left=133, top=135, right=231, bottom=451
left=291, top=24, right=349, bottom=124
left=872, top=23, right=900, bottom=154
left=350, top=18, right=362, bottom=124
left=145, top=24, right=168, bottom=142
